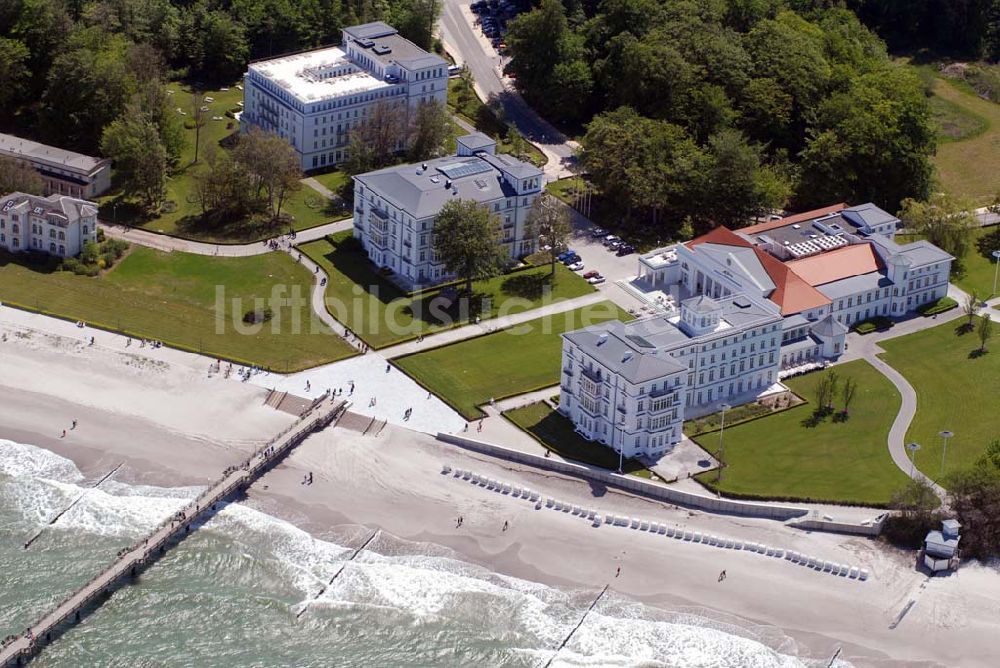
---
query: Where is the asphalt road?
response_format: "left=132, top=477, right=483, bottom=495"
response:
left=439, top=0, right=577, bottom=179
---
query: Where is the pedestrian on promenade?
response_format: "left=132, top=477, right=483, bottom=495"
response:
left=718, top=570, right=727, bottom=582
left=385, top=363, right=390, bottom=373
left=427, top=391, right=432, bottom=399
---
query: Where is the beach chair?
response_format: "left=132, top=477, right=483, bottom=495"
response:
left=664, top=526, right=674, bottom=537
left=616, top=517, right=629, bottom=527
left=839, top=564, right=850, bottom=576
left=657, top=524, right=666, bottom=535
left=859, top=569, right=869, bottom=581
left=502, top=483, right=512, bottom=494
left=441, top=464, right=452, bottom=474
left=604, top=514, right=613, bottom=524
left=692, top=532, right=703, bottom=543
left=639, top=521, right=649, bottom=531
left=683, top=531, right=693, bottom=541
left=462, top=470, right=471, bottom=480
left=530, top=491, right=539, bottom=501
left=553, top=500, right=563, bottom=511
left=849, top=567, right=860, bottom=579
left=733, top=540, right=743, bottom=550
left=546, top=498, right=554, bottom=508
left=592, top=515, right=602, bottom=527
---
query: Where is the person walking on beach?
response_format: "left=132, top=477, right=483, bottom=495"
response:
left=456, top=516, right=463, bottom=527
left=308, top=472, right=314, bottom=485
left=71, top=419, right=77, bottom=430
left=61, top=430, right=66, bottom=438
left=718, top=570, right=727, bottom=582
left=502, top=520, right=508, bottom=532
left=615, top=565, right=621, bottom=578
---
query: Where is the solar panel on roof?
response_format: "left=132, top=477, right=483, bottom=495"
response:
left=625, top=334, right=655, bottom=348
left=437, top=161, right=493, bottom=179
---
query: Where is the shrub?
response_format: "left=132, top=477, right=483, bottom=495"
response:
left=852, top=316, right=892, bottom=334
left=183, top=119, right=196, bottom=129
left=242, top=306, right=274, bottom=324
left=917, top=297, right=958, bottom=316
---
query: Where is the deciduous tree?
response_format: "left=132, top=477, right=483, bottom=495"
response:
left=978, top=313, right=993, bottom=353
left=526, top=195, right=572, bottom=274
left=408, top=99, right=450, bottom=162
left=100, top=116, right=167, bottom=209
left=0, top=156, right=44, bottom=195
left=432, top=199, right=508, bottom=294
left=898, top=193, right=978, bottom=271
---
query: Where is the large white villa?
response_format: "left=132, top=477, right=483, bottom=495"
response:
left=558, top=203, right=954, bottom=460
left=0, top=192, right=98, bottom=257
left=352, top=133, right=543, bottom=289
left=241, top=22, right=448, bottom=171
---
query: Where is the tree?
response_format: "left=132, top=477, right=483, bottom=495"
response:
left=195, top=145, right=254, bottom=219
left=0, top=156, right=44, bottom=195
left=964, top=289, right=980, bottom=330
left=978, top=313, right=993, bottom=353
left=507, top=127, right=527, bottom=161
left=100, top=117, right=167, bottom=209
left=797, top=66, right=935, bottom=212
left=526, top=195, right=572, bottom=274
left=897, top=193, right=978, bottom=270
left=0, top=38, right=31, bottom=113
left=129, top=80, right=185, bottom=166
left=944, top=466, right=1000, bottom=558
left=344, top=100, right=406, bottom=174
left=703, top=128, right=789, bottom=228
left=432, top=199, right=509, bottom=294
left=232, top=128, right=303, bottom=220
left=408, top=99, right=450, bottom=161
left=190, top=91, right=208, bottom=165
left=841, top=376, right=857, bottom=417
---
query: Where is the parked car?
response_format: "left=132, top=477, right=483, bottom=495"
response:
left=590, top=227, right=608, bottom=238
left=556, top=249, right=574, bottom=261
left=602, top=235, right=619, bottom=246
left=616, top=244, right=636, bottom=256
left=568, top=261, right=584, bottom=271
left=583, top=270, right=600, bottom=279
left=561, top=254, right=580, bottom=265
left=588, top=275, right=606, bottom=284
left=608, top=240, right=622, bottom=251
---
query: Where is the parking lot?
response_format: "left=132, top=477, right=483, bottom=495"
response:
left=552, top=203, right=648, bottom=312
left=471, top=0, right=530, bottom=51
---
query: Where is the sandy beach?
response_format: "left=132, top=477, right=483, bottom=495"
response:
left=1, top=312, right=998, bottom=667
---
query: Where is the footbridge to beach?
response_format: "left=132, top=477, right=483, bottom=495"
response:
left=0, top=395, right=347, bottom=666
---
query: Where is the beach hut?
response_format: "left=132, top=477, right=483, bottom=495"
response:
left=923, top=519, right=961, bottom=572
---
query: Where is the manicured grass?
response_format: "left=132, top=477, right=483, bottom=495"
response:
left=395, top=301, right=630, bottom=418
left=99, top=82, right=343, bottom=243
left=505, top=402, right=650, bottom=474
left=299, top=232, right=595, bottom=348
left=693, top=360, right=907, bottom=505
left=308, top=170, right=350, bottom=194
left=928, top=73, right=1000, bottom=205
left=0, top=248, right=354, bottom=370
left=879, top=321, right=1000, bottom=480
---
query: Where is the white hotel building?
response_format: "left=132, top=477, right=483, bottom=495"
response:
left=241, top=22, right=448, bottom=171
left=352, top=133, right=543, bottom=288
left=0, top=133, right=111, bottom=199
left=0, top=192, right=98, bottom=257
left=559, top=203, right=954, bottom=460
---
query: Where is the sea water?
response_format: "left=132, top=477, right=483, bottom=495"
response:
left=0, top=439, right=834, bottom=667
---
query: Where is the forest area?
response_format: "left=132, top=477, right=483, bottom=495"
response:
left=505, top=0, right=1000, bottom=238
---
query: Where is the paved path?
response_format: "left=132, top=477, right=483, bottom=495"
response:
left=302, top=177, right=338, bottom=200
left=100, top=218, right=352, bottom=257
left=439, top=0, right=578, bottom=181
left=378, top=291, right=607, bottom=359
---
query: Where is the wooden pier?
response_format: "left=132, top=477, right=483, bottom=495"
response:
left=0, top=395, right=346, bottom=666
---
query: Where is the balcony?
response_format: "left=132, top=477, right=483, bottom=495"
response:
left=580, top=366, right=602, bottom=383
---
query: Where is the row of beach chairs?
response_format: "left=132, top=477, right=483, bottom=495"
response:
left=441, top=464, right=868, bottom=581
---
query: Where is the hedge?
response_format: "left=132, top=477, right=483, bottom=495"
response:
left=917, top=296, right=958, bottom=316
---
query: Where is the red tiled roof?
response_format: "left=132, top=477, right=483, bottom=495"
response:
left=753, top=248, right=831, bottom=315
left=685, top=226, right=753, bottom=249
left=740, top=204, right=848, bottom=235
left=785, top=244, right=883, bottom=287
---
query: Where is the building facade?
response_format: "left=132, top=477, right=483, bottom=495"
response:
left=352, top=133, right=543, bottom=288
left=560, top=202, right=954, bottom=458
left=241, top=22, right=448, bottom=171
left=0, top=133, right=111, bottom=199
left=560, top=293, right=786, bottom=460
left=0, top=192, right=98, bottom=257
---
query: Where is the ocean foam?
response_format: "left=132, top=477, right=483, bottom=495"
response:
left=0, top=439, right=83, bottom=483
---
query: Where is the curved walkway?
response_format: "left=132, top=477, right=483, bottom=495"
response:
left=99, top=218, right=353, bottom=257
left=863, top=349, right=946, bottom=501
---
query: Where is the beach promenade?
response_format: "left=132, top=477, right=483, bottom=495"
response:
left=0, top=396, right=346, bottom=667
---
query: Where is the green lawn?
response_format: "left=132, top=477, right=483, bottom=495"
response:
left=505, top=401, right=651, bottom=474
left=299, top=232, right=595, bottom=348
left=693, top=360, right=907, bottom=505
left=928, top=73, right=1000, bottom=205
left=99, top=82, right=345, bottom=243
left=395, top=301, right=630, bottom=418
left=308, top=170, right=350, bottom=195
left=879, top=321, right=1000, bottom=480
left=0, top=248, right=354, bottom=370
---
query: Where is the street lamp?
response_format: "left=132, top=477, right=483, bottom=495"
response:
left=716, top=403, right=731, bottom=482
left=906, top=442, right=922, bottom=479
left=939, top=430, right=954, bottom=479
left=991, top=250, right=1000, bottom=297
